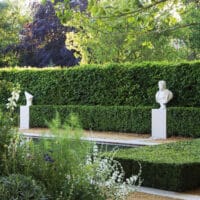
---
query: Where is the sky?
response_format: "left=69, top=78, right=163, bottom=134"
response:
left=0, top=0, right=42, bottom=16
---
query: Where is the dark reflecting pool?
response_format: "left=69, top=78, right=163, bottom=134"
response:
left=25, top=134, right=142, bottom=153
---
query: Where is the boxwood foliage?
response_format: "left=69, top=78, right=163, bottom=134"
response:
left=0, top=61, right=200, bottom=106
left=114, top=139, right=200, bottom=191
left=168, top=107, right=200, bottom=137
left=30, top=105, right=151, bottom=133
left=30, top=105, right=200, bottom=137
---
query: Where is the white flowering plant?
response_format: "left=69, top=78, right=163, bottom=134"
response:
left=59, top=143, right=142, bottom=200
left=0, top=83, right=20, bottom=173
left=6, top=83, right=21, bottom=112
left=83, top=144, right=142, bottom=200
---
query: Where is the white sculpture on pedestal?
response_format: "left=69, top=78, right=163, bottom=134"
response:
left=152, top=81, right=173, bottom=139
left=25, top=91, right=33, bottom=106
left=20, top=91, right=34, bottom=130
left=155, top=80, right=173, bottom=109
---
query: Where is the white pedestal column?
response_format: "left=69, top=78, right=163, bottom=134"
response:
left=152, top=109, right=167, bottom=139
left=20, top=106, right=30, bottom=129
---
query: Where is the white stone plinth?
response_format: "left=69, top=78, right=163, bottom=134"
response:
left=152, top=109, right=167, bottom=139
left=20, top=106, right=30, bottom=129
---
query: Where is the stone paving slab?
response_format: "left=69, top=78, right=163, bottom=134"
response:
left=139, top=187, right=200, bottom=200
left=19, top=128, right=190, bottom=144
left=22, top=132, right=159, bottom=146
left=84, top=137, right=158, bottom=146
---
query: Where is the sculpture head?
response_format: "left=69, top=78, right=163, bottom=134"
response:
left=25, top=91, right=33, bottom=106
left=158, top=80, right=166, bottom=91
left=156, top=80, right=173, bottom=109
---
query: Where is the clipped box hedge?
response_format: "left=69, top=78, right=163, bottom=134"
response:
left=0, top=61, right=200, bottom=107
left=30, top=105, right=200, bottom=137
left=114, top=139, right=200, bottom=191
left=30, top=105, right=151, bottom=133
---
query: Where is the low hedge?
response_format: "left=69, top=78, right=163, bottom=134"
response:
left=168, top=107, right=200, bottom=137
left=114, top=139, right=200, bottom=191
left=0, top=61, right=200, bottom=107
left=30, top=105, right=151, bottom=133
left=30, top=105, right=200, bottom=137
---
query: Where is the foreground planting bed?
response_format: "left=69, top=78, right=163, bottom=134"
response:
left=114, top=139, right=200, bottom=192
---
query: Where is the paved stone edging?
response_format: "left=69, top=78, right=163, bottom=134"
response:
left=139, top=186, right=200, bottom=200
left=84, top=137, right=158, bottom=146
left=22, top=132, right=158, bottom=146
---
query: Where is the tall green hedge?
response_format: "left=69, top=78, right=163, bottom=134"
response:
left=30, top=105, right=200, bottom=137
left=0, top=61, right=200, bottom=107
left=114, top=139, right=200, bottom=191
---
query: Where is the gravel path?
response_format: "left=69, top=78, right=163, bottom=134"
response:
left=127, top=192, right=179, bottom=200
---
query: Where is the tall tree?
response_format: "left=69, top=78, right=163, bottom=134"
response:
left=182, top=0, right=200, bottom=60
left=56, top=0, right=199, bottom=64
left=5, top=0, right=78, bottom=67
left=0, top=0, right=29, bottom=66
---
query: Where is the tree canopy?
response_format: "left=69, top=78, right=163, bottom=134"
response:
left=55, top=0, right=200, bottom=64
left=0, top=0, right=30, bottom=66
left=0, top=0, right=199, bottom=66
left=4, top=0, right=78, bottom=67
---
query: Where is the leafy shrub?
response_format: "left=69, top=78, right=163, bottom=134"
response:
left=60, top=177, right=106, bottom=200
left=30, top=105, right=200, bottom=137
left=0, top=61, right=199, bottom=106
left=0, top=174, right=46, bottom=200
left=0, top=84, right=20, bottom=173
left=4, top=114, right=92, bottom=198
left=0, top=80, right=14, bottom=104
left=114, top=139, right=200, bottom=191
left=0, top=111, right=13, bottom=163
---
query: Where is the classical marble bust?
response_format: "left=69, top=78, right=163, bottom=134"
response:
left=155, top=80, right=173, bottom=109
left=25, top=91, right=33, bottom=106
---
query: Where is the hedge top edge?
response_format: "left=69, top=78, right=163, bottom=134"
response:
left=0, top=60, right=199, bottom=71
